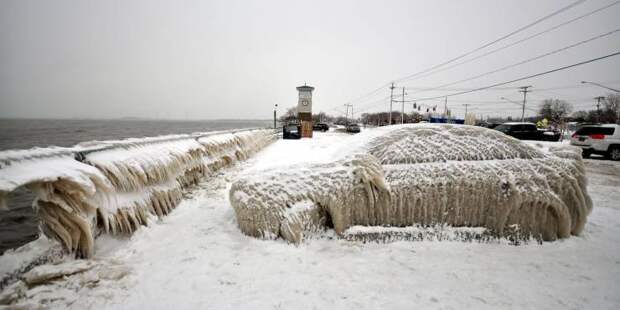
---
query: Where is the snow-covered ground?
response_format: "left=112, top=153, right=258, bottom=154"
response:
left=2, top=130, right=620, bottom=309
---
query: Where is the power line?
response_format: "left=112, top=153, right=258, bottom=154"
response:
left=404, top=86, right=518, bottom=91
left=392, top=0, right=585, bottom=83
left=402, top=80, right=620, bottom=93
left=397, top=0, right=620, bottom=84
left=407, top=28, right=620, bottom=96
left=352, top=95, right=394, bottom=115
left=339, top=0, right=585, bottom=109
left=412, top=50, right=620, bottom=102
left=355, top=51, right=620, bottom=114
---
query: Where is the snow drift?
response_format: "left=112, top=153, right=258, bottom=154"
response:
left=230, top=124, right=592, bottom=243
left=0, top=129, right=275, bottom=258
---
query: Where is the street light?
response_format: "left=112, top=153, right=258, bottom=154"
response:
left=273, top=104, right=278, bottom=129
left=581, top=81, right=620, bottom=93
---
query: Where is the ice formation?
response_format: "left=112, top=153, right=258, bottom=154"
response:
left=230, top=124, right=592, bottom=243
left=0, top=129, right=275, bottom=257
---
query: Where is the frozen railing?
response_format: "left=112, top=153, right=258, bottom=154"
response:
left=0, top=128, right=277, bottom=258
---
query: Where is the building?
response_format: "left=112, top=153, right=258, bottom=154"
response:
left=296, top=84, right=315, bottom=138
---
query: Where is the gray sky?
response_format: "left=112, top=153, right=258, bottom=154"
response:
left=1, top=0, right=619, bottom=120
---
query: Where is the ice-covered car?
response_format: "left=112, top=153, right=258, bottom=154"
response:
left=230, top=124, right=591, bottom=244
left=570, top=124, right=620, bottom=160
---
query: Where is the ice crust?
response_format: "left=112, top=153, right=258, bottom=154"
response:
left=0, top=129, right=275, bottom=257
left=230, top=124, right=592, bottom=243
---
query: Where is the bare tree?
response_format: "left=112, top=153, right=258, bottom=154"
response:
left=601, top=94, right=620, bottom=124
left=278, top=107, right=297, bottom=124
left=571, top=110, right=589, bottom=123
left=539, top=99, right=572, bottom=126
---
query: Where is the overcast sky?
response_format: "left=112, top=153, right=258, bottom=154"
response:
left=1, top=0, right=619, bottom=120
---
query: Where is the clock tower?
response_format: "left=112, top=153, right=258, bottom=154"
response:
left=296, top=84, right=315, bottom=138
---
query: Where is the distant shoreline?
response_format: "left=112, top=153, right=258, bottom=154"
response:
left=0, top=117, right=272, bottom=122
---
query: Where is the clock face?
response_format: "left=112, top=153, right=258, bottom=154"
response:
left=301, top=100, right=309, bottom=106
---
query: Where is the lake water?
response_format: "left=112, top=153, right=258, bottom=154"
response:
left=0, top=118, right=271, bottom=254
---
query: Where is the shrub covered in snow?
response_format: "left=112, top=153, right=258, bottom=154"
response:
left=230, top=124, right=592, bottom=243
left=0, top=129, right=276, bottom=258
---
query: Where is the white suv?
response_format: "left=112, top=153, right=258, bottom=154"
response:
left=570, top=124, right=620, bottom=160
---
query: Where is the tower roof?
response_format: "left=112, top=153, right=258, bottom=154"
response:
left=296, top=84, right=314, bottom=91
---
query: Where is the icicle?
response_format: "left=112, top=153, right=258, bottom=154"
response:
left=0, top=129, right=276, bottom=258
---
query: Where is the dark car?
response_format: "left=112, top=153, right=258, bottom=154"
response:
left=345, top=123, right=360, bottom=133
left=283, top=124, right=301, bottom=139
left=494, top=122, right=560, bottom=141
left=484, top=123, right=502, bottom=129
left=313, top=122, right=329, bottom=132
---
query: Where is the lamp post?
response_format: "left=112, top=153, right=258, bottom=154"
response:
left=273, top=104, right=278, bottom=129
left=581, top=81, right=620, bottom=93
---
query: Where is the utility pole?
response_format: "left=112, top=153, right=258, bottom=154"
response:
left=463, top=104, right=470, bottom=119
left=344, top=103, right=353, bottom=125
left=389, top=82, right=395, bottom=125
left=595, top=96, right=604, bottom=123
left=444, top=97, right=448, bottom=119
left=401, top=87, right=406, bottom=124
left=518, top=86, right=532, bottom=122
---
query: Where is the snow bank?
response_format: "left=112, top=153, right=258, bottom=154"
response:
left=0, top=129, right=275, bottom=257
left=230, top=124, right=592, bottom=243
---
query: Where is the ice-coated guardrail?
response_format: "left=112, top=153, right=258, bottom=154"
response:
left=0, top=128, right=277, bottom=258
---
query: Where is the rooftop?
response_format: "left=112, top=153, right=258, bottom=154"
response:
left=296, top=84, right=315, bottom=91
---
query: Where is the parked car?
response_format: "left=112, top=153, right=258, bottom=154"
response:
left=494, top=122, right=560, bottom=141
left=345, top=123, right=360, bottom=133
left=283, top=124, right=301, bottom=139
left=484, top=123, right=502, bottom=129
left=313, top=122, right=329, bottom=132
left=570, top=124, right=620, bottom=160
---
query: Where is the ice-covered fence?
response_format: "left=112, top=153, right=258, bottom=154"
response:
left=230, top=124, right=592, bottom=243
left=0, top=129, right=276, bottom=257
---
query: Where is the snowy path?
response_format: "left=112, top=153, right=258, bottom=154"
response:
left=7, top=132, right=620, bottom=309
